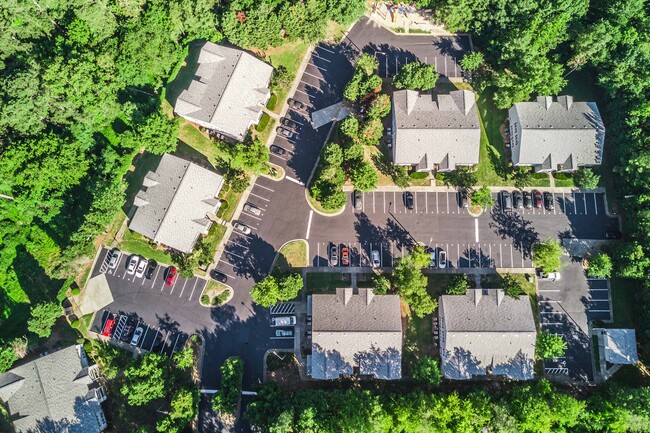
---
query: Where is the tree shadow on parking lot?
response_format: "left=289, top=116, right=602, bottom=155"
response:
left=489, top=209, right=539, bottom=259
left=156, top=312, right=181, bottom=333
left=222, top=233, right=276, bottom=281
left=432, top=37, right=466, bottom=59
left=384, top=217, right=415, bottom=251
left=461, top=246, right=495, bottom=269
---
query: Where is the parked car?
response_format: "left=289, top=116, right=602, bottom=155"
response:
left=354, top=190, right=363, bottom=211
left=281, top=118, right=299, bottom=130
left=329, top=244, right=339, bottom=266
left=438, top=250, right=447, bottom=269
left=537, top=270, right=561, bottom=281
left=270, top=145, right=286, bottom=156
left=429, top=250, right=437, bottom=268
left=276, top=126, right=295, bottom=139
left=271, top=316, right=296, bottom=327
left=130, top=327, right=144, bottom=346
left=233, top=222, right=251, bottom=235
left=404, top=192, right=414, bottom=210
left=605, top=230, right=622, bottom=239
left=341, top=247, right=350, bottom=266
left=533, top=190, right=543, bottom=209
left=145, top=260, right=158, bottom=279
left=501, top=191, right=512, bottom=210
left=135, top=259, right=147, bottom=279
left=126, top=255, right=139, bottom=275
left=288, top=98, right=305, bottom=111
left=165, top=267, right=178, bottom=286
left=544, top=192, right=555, bottom=211
left=244, top=203, right=262, bottom=216
left=459, top=189, right=469, bottom=208
left=371, top=250, right=381, bottom=268
left=513, top=190, right=524, bottom=209
left=210, top=269, right=228, bottom=283
left=275, top=329, right=294, bottom=337
left=523, top=191, right=532, bottom=209
left=102, top=316, right=116, bottom=337
left=107, top=249, right=122, bottom=269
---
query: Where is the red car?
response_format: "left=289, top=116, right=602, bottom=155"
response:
left=533, top=191, right=543, bottom=209
left=165, top=267, right=178, bottom=286
left=341, top=247, right=350, bottom=266
left=102, top=317, right=116, bottom=337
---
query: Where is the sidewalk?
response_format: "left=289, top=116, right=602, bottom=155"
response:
left=342, top=184, right=605, bottom=194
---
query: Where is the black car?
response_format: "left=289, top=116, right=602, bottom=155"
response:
left=210, top=269, right=228, bottom=283
left=404, top=192, right=414, bottom=210
left=544, top=192, right=555, bottom=211
left=288, top=98, right=305, bottom=111
left=144, top=260, right=158, bottom=279
left=281, top=118, right=299, bottom=130
left=513, top=190, right=524, bottom=209
left=354, top=190, right=363, bottom=211
left=459, top=189, right=469, bottom=208
left=501, top=191, right=512, bottom=210
left=523, top=191, right=532, bottom=209
left=270, top=145, right=286, bottom=156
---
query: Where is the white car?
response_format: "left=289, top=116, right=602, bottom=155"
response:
left=538, top=271, right=561, bottom=281
left=271, top=316, right=296, bottom=327
left=438, top=250, right=447, bottom=269
left=233, top=222, right=251, bottom=235
left=130, top=327, right=144, bottom=346
left=126, top=255, right=139, bottom=275
left=275, top=329, right=293, bottom=337
left=135, top=259, right=148, bottom=279
left=244, top=203, right=261, bottom=216
left=107, top=249, right=122, bottom=269
left=371, top=250, right=380, bottom=268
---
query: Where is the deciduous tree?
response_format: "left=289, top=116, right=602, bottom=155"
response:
left=121, top=353, right=171, bottom=406
left=393, top=62, right=439, bottom=91
left=27, top=302, right=61, bottom=338
left=536, top=331, right=567, bottom=359
left=588, top=253, right=612, bottom=278
left=533, top=239, right=564, bottom=274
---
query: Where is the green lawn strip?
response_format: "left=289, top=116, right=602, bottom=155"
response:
left=256, top=113, right=271, bottom=132
left=201, top=280, right=231, bottom=305
left=217, top=187, right=245, bottom=222
left=553, top=173, right=575, bottom=188
left=306, top=191, right=343, bottom=214
left=266, top=41, right=310, bottom=114
left=119, top=229, right=172, bottom=264
left=204, top=223, right=227, bottom=256
left=305, top=273, right=351, bottom=293
left=592, top=335, right=601, bottom=373
left=255, top=118, right=277, bottom=145
left=403, top=312, right=434, bottom=376
left=274, top=240, right=308, bottom=273
left=606, top=277, right=636, bottom=329
left=475, top=92, right=510, bottom=186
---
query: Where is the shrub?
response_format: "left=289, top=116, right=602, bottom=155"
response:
left=536, top=331, right=567, bottom=359
left=212, top=357, right=244, bottom=416
left=411, top=356, right=442, bottom=386
left=588, top=253, right=612, bottom=278
left=410, top=171, right=429, bottom=179
left=446, top=275, right=469, bottom=295
left=266, top=93, right=278, bottom=110
left=70, top=319, right=80, bottom=328
left=200, top=294, right=210, bottom=305
left=71, top=287, right=81, bottom=296
left=256, top=113, right=271, bottom=132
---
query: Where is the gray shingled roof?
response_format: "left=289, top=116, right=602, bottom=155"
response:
left=310, top=288, right=402, bottom=380
left=128, top=153, right=224, bottom=253
left=440, top=289, right=536, bottom=380
left=510, top=96, right=605, bottom=169
left=600, top=328, right=638, bottom=365
left=174, top=42, right=273, bottom=141
left=392, top=89, right=480, bottom=171
left=0, top=345, right=105, bottom=433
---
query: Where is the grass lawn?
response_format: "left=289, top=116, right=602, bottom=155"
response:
left=262, top=41, right=310, bottom=114
left=307, top=189, right=344, bottom=214
left=305, top=273, right=351, bottom=293
left=217, top=186, right=245, bottom=222
left=326, top=20, right=348, bottom=42
left=203, top=223, right=227, bottom=262
left=475, top=91, right=510, bottom=186
left=255, top=117, right=277, bottom=145
left=553, top=173, right=575, bottom=188
left=201, top=280, right=232, bottom=306
left=607, top=277, right=636, bottom=329
left=119, top=229, right=172, bottom=264
left=274, top=240, right=308, bottom=273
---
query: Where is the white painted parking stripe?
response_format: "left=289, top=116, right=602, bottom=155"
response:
left=188, top=279, right=199, bottom=301
left=446, top=193, right=449, bottom=213
left=149, top=329, right=159, bottom=351
left=311, top=53, right=331, bottom=62
left=242, top=212, right=261, bottom=221
left=226, top=250, right=245, bottom=259
left=436, top=192, right=439, bottom=213
left=384, top=192, right=387, bottom=213
left=140, top=326, right=150, bottom=348
left=425, top=192, right=429, bottom=213
left=295, top=88, right=310, bottom=96
left=589, top=309, right=611, bottom=313
left=302, top=70, right=323, bottom=80
left=474, top=219, right=479, bottom=242
left=249, top=192, right=270, bottom=201
left=510, top=244, right=513, bottom=267
left=300, top=81, right=322, bottom=91
left=286, top=176, right=304, bottom=186
left=160, top=332, right=169, bottom=354
left=594, top=192, right=598, bottom=214
left=255, top=184, right=274, bottom=192
left=151, top=266, right=162, bottom=288
left=309, top=62, right=327, bottom=72
left=178, top=279, right=189, bottom=298
left=499, top=244, right=503, bottom=268
left=171, top=333, right=182, bottom=355
left=317, top=45, right=335, bottom=54
left=270, top=336, right=294, bottom=340
left=589, top=288, right=609, bottom=291
left=583, top=193, right=587, bottom=214
left=539, top=289, right=561, bottom=292
left=373, top=192, right=376, bottom=213
left=219, top=260, right=235, bottom=267
left=540, top=299, right=561, bottom=303
left=306, top=210, right=313, bottom=240
left=169, top=276, right=180, bottom=295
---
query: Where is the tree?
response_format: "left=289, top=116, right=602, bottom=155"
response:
left=0, top=344, right=18, bottom=373
left=368, top=94, right=391, bottom=119
left=212, top=357, right=244, bottom=416
left=446, top=274, right=470, bottom=295
left=219, top=139, right=269, bottom=174
left=411, top=356, right=442, bottom=386
left=344, top=143, right=364, bottom=163
left=393, top=62, right=439, bottom=91
left=460, top=52, right=484, bottom=71
left=121, top=353, right=171, bottom=406
left=157, top=385, right=200, bottom=433
left=574, top=168, right=600, bottom=190
left=173, top=345, right=194, bottom=370
left=359, top=118, right=384, bottom=146
left=339, top=117, right=359, bottom=141
left=511, top=167, right=533, bottom=190
left=351, top=162, right=378, bottom=192
left=611, top=242, right=650, bottom=279
left=27, top=302, right=61, bottom=338
left=251, top=274, right=303, bottom=307
left=533, top=239, right=564, bottom=274
left=356, top=53, right=379, bottom=75
left=132, top=109, right=180, bottom=155
left=373, top=276, right=391, bottom=295
left=502, top=274, right=524, bottom=299
left=323, top=143, right=344, bottom=166
left=392, top=246, right=436, bottom=317
left=471, top=185, right=495, bottom=209
left=443, top=169, right=477, bottom=189
left=587, top=253, right=612, bottom=278
left=536, top=332, right=567, bottom=359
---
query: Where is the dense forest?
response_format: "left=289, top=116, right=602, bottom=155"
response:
left=0, top=0, right=365, bottom=369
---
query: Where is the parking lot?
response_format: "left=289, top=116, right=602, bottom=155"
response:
left=538, top=259, right=612, bottom=380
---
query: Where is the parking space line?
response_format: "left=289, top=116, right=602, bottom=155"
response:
left=499, top=244, right=503, bottom=268
left=226, top=250, right=245, bottom=259
left=317, top=45, right=335, bottom=54
left=171, top=333, right=182, bottom=355
left=139, top=326, right=150, bottom=349
left=311, top=53, right=331, bottom=62
left=436, top=192, right=439, bottom=213
left=520, top=243, right=524, bottom=267
left=593, top=193, right=598, bottom=214
left=552, top=193, right=556, bottom=214
left=414, top=193, right=417, bottom=213
left=309, top=62, right=327, bottom=72
left=510, top=244, right=513, bottom=267
left=242, top=212, right=261, bottom=221
left=169, top=276, right=180, bottom=295
left=425, top=192, right=429, bottom=213
left=227, top=239, right=249, bottom=249
left=302, top=70, right=322, bottom=80
left=562, top=192, right=566, bottom=214
left=294, top=88, right=310, bottom=96
left=218, top=260, right=235, bottom=267
left=249, top=192, right=270, bottom=202
left=446, top=193, right=449, bottom=213
left=539, top=289, right=561, bottom=292
left=255, top=184, right=274, bottom=192
left=149, top=330, right=159, bottom=351
left=188, top=279, right=200, bottom=301
left=159, top=332, right=169, bottom=354
left=300, top=81, right=322, bottom=92
left=178, top=279, right=189, bottom=298
left=383, top=192, right=386, bottom=213
left=583, top=193, right=587, bottom=214
left=373, top=192, right=376, bottom=213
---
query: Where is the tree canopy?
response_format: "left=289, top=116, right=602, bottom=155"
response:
left=393, top=62, right=439, bottom=91
left=533, top=239, right=564, bottom=274
left=392, top=246, right=436, bottom=317
left=536, top=331, right=568, bottom=360
left=251, top=274, right=303, bottom=307
left=121, top=353, right=171, bottom=406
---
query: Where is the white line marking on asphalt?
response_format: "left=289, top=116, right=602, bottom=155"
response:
left=140, top=326, right=150, bottom=348
left=414, top=192, right=418, bottom=213
left=583, top=193, right=587, bottom=214
left=521, top=243, right=524, bottom=267
left=425, top=192, right=429, bottom=213
left=159, top=332, right=169, bottom=354
left=306, top=210, right=313, bottom=240
left=226, top=250, right=245, bottom=259
left=562, top=192, right=566, bottom=214
left=270, top=336, right=295, bottom=340
left=539, top=289, right=561, bottom=292
left=151, top=266, right=162, bottom=288
left=302, top=71, right=322, bottom=80
left=383, top=192, right=386, bottom=213
left=457, top=243, right=460, bottom=267
left=589, top=309, right=611, bottom=313
left=188, top=279, right=199, bottom=301
left=286, top=176, right=304, bottom=186
left=552, top=193, right=556, bottom=214
left=499, top=244, right=503, bottom=268
left=179, top=279, right=189, bottom=298
left=218, top=260, right=235, bottom=267
left=446, top=192, right=449, bottom=214
left=436, top=192, right=439, bottom=213
left=312, top=53, right=331, bottom=62
left=474, top=219, right=479, bottom=242
left=594, top=193, right=598, bottom=214
left=149, top=330, right=159, bottom=351
left=589, top=288, right=610, bottom=291
left=444, top=56, right=448, bottom=76
left=294, top=88, right=310, bottom=96
left=317, top=45, right=335, bottom=54
left=540, top=300, right=562, bottom=303
left=300, top=81, right=322, bottom=92
left=171, top=334, right=182, bottom=355
left=317, top=243, right=321, bottom=267
left=309, top=62, right=327, bottom=72
left=169, top=276, right=179, bottom=295
left=255, top=184, right=274, bottom=192
left=510, top=244, right=513, bottom=267
left=249, top=192, right=270, bottom=201
left=242, top=212, right=261, bottom=221
left=489, top=244, right=492, bottom=264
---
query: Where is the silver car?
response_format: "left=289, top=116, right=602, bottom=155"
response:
left=126, top=255, right=139, bottom=275
left=107, top=249, right=122, bottom=269
left=130, top=327, right=144, bottom=346
left=135, top=259, right=148, bottom=279
left=372, top=250, right=381, bottom=268
left=244, top=203, right=261, bottom=216
left=233, top=222, right=251, bottom=235
left=438, top=250, right=447, bottom=269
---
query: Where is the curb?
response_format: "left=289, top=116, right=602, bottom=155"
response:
left=199, top=284, right=234, bottom=308
left=260, top=162, right=285, bottom=182
left=269, top=239, right=310, bottom=272
left=304, top=189, right=347, bottom=217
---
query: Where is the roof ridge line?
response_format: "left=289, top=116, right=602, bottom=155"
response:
left=209, top=51, right=246, bottom=121
left=155, top=160, right=193, bottom=243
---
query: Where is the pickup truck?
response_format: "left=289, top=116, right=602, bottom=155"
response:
left=271, top=316, right=296, bottom=327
